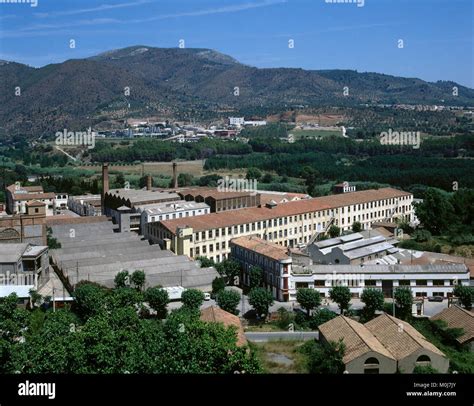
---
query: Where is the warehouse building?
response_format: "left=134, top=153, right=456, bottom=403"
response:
left=150, top=188, right=413, bottom=263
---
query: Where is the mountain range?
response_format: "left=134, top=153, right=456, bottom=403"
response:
left=1, top=45, right=473, bottom=137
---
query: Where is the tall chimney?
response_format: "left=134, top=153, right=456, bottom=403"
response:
left=102, top=163, right=109, bottom=214
left=146, top=174, right=152, bottom=191
left=172, top=162, right=178, bottom=189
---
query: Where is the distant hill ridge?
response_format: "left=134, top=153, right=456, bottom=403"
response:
left=1, top=45, right=473, bottom=137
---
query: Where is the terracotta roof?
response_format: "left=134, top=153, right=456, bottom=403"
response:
left=6, top=184, right=43, bottom=193
left=230, top=235, right=290, bottom=261
left=26, top=200, right=46, bottom=207
left=160, top=188, right=411, bottom=234
left=12, top=192, right=56, bottom=200
left=365, top=313, right=445, bottom=359
left=200, top=306, right=247, bottom=347
left=431, top=305, right=474, bottom=345
left=318, top=316, right=396, bottom=364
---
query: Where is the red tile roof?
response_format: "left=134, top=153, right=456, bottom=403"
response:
left=231, top=235, right=290, bottom=261
left=200, top=306, right=247, bottom=347
left=160, top=188, right=410, bottom=234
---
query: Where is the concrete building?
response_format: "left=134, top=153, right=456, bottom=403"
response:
left=228, top=117, right=245, bottom=126
left=0, top=200, right=47, bottom=245
left=431, top=305, right=474, bottom=351
left=141, top=201, right=210, bottom=237
left=0, top=243, right=50, bottom=298
left=291, top=263, right=470, bottom=300
left=104, top=188, right=180, bottom=217
left=365, top=314, right=449, bottom=373
left=333, top=182, right=356, bottom=194
left=179, top=188, right=261, bottom=213
left=47, top=216, right=219, bottom=292
left=151, top=188, right=413, bottom=263
left=307, top=230, right=399, bottom=265
left=319, top=314, right=449, bottom=373
left=67, top=194, right=102, bottom=216
left=54, top=193, right=68, bottom=211
left=230, top=235, right=292, bottom=301
left=6, top=184, right=55, bottom=216
left=319, top=316, right=397, bottom=374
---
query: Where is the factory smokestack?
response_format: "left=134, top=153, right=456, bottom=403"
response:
left=102, top=163, right=109, bottom=214
left=172, top=162, right=178, bottom=189
left=146, top=174, right=152, bottom=191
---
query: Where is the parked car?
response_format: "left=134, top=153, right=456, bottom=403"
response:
left=427, top=296, right=444, bottom=302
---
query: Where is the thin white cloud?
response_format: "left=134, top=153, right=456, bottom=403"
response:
left=34, top=0, right=153, bottom=18
left=1, top=0, right=288, bottom=38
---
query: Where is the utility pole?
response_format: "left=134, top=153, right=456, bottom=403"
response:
left=52, top=287, right=56, bottom=312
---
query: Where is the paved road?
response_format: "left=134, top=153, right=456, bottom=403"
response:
left=245, top=331, right=319, bottom=342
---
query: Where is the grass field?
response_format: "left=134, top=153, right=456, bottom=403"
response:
left=251, top=340, right=308, bottom=374
left=77, top=160, right=247, bottom=178
left=290, top=129, right=343, bottom=139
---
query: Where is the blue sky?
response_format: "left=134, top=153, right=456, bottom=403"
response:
left=0, top=0, right=472, bottom=87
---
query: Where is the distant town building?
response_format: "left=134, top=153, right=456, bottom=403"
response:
left=228, top=117, right=245, bottom=126
left=0, top=200, right=47, bottom=245
left=6, top=184, right=55, bottom=216
left=54, top=193, right=69, bottom=211
left=67, top=194, right=102, bottom=217
left=179, top=188, right=260, bottom=213
left=333, top=182, right=356, bottom=194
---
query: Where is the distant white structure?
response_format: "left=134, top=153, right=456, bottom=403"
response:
left=229, top=117, right=245, bottom=126
left=244, top=120, right=267, bottom=126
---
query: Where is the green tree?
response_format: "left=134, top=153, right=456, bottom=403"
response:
left=212, top=277, right=226, bottom=295
left=181, top=289, right=205, bottom=311
left=216, top=259, right=241, bottom=286
left=309, top=308, right=338, bottom=330
left=412, top=229, right=432, bottom=243
left=248, top=266, right=263, bottom=289
left=217, top=290, right=241, bottom=315
left=413, top=365, right=439, bottom=374
left=301, top=166, right=320, bottom=196
left=130, top=270, right=146, bottom=291
left=72, top=282, right=107, bottom=320
left=197, top=256, right=215, bottom=268
left=414, top=188, right=454, bottom=235
left=114, top=270, right=130, bottom=288
left=453, top=285, right=473, bottom=310
left=246, top=167, right=262, bottom=181
left=361, top=288, right=385, bottom=321
left=352, top=221, right=362, bottom=233
left=248, top=288, right=274, bottom=319
left=305, top=340, right=346, bottom=374
left=177, top=173, right=194, bottom=187
left=297, top=288, right=321, bottom=316
left=394, top=287, right=413, bottom=320
left=145, top=287, right=169, bottom=318
left=329, top=286, right=351, bottom=314
left=328, top=225, right=340, bottom=238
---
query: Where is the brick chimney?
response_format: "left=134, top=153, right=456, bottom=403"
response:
left=172, top=162, right=178, bottom=188
left=102, top=163, right=109, bottom=214
left=146, top=174, right=152, bottom=191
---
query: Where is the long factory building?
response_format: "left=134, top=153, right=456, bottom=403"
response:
left=145, top=188, right=414, bottom=263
